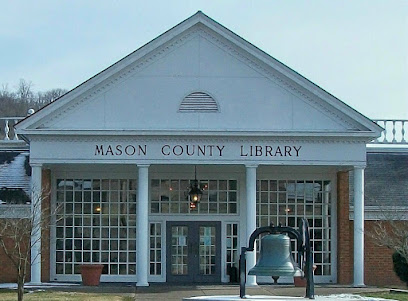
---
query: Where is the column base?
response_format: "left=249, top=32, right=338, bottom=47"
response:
left=26, top=282, right=42, bottom=286
left=353, top=283, right=365, bottom=288
left=136, top=282, right=150, bottom=287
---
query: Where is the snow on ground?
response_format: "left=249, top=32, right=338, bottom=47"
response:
left=184, top=295, right=396, bottom=301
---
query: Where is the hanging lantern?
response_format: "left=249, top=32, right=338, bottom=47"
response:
left=188, top=166, right=202, bottom=207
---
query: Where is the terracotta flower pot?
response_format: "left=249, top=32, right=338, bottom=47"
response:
left=294, top=265, right=317, bottom=287
left=294, top=276, right=307, bottom=287
left=80, top=264, right=104, bottom=286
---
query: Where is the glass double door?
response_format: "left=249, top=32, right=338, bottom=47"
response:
left=166, top=221, right=221, bottom=283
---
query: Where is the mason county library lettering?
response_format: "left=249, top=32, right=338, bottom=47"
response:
left=94, top=144, right=302, bottom=158
left=240, top=145, right=302, bottom=157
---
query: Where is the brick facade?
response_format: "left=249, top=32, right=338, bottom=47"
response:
left=364, top=221, right=404, bottom=286
left=337, top=171, right=353, bottom=284
left=336, top=170, right=404, bottom=286
left=0, top=168, right=51, bottom=283
left=0, top=237, right=27, bottom=282
left=41, top=169, right=51, bottom=282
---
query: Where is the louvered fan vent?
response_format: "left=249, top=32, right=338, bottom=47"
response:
left=179, top=92, right=219, bottom=112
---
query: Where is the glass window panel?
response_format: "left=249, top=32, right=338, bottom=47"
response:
left=119, top=264, right=127, bottom=275
left=56, top=263, right=64, bottom=274
left=101, top=180, right=109, bottom=190
left=209, top=192, right=217, bottom=203
left=151, top=178, right=239, bottom=215
left=65, top=264, right=72, bottom=274
left=151, top=202, right=159, bottom=213
left=219, top=180, right=227, bottom=190
left=229, top=203, right=237, bottom=214
left=228, top=192, right=237, bottom=202
left=219, top=192, right=227, bottom=202
left=66, top=192, right=73, bottom=202
left=170, top=203, right=179, bottom=213
left=55, top=177, right=137, bottom=277
left=278, top=180, right=286, bottom=191
left=228, top=180, right=237, bottom=190
left=209, top=203, right=217, bottom=213
left=129, top=264, right=136, bottom=275
left=256, top=178, right=333, bottom=281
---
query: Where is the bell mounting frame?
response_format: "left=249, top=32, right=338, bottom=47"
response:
left=239, top=217, right=315, bottom=299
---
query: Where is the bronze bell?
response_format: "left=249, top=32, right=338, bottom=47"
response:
left=249, top=234, right=303, bottom=277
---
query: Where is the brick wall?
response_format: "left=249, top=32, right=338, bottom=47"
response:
left=337, top=171, right=353, bottom=284
left=364, top=221, right=404, bottom=286
left=337, top=170, right=404, bottom=286
left=0, top=237, right=28, bottom=282
left=0, top=168, right=52, bottom=283
left=41, top=169, right=51, bottom=282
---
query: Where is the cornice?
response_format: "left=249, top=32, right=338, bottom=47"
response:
left=0, top=140, right=29, bottom=151
left=28, top=134, right=368, bottom=145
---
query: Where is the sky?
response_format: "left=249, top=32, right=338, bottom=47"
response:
left=0, top=0, right=407, bottom=119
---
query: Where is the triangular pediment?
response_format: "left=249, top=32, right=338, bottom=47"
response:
left=16, top=12, right=382, bottom=140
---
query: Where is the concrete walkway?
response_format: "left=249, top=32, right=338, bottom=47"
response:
left=0, top=283, right=397, bottom=301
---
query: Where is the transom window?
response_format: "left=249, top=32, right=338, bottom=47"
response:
left=150, top=179, right=238, bottom=214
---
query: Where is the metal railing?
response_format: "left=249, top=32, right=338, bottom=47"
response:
left=372, top=120, right=407, bottom=144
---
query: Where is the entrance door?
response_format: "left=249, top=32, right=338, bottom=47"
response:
left=166, top=221, right=221, bottom=283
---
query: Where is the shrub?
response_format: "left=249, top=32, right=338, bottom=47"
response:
left=392, top=252, right=408, bottom=285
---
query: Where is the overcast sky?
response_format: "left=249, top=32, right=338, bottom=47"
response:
left=0, top=0, right=407, bottom=119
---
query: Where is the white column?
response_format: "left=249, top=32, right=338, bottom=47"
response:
left=30, top=164, right=42, bottom=285
left=246, top=164, right=258, bottom=286
left=353, top=166, right=365, bottom=287
left=136, top=164, right=150, bottom=287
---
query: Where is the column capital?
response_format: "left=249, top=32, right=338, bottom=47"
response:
left=245, top=164, right=259, bottom=169
left=137, top=164, right=151, bottom=168
left=30, top=163, right=43, bottom=168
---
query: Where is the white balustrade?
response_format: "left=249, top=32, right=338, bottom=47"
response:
left=0, top=117, right=24, bottom=141
left=373, top=120, right=408, bottom=144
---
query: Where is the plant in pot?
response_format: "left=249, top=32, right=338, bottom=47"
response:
left=294, top=265, right=317, bottom=287
left=79, top=205, right=104, bottom=286
left=80, top=264, right=104, bottom=286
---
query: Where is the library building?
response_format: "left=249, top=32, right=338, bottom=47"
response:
left=2, top=12, right=407, bottom=287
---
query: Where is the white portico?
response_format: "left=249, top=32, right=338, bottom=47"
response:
left=16, top=12, right=381, bottom=287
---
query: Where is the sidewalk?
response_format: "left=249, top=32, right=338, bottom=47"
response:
left=0, top=283, right=394, bottom=301
left=1, top=283, right=388, bottom=300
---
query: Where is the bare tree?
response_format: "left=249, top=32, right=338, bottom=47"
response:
left=0, top=84, right=14, bottom=99
left=0, top=80, right=67, bottom=116
left=0, top=187, right=59, bottom=301
left=366, top=206, right=408, bottom=262
left=16, top=79, right=34, bottom=102
left=37, top=88, right=67, bottom=104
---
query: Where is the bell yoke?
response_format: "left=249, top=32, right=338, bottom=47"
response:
left=239, top=218, right=315, bottom=299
